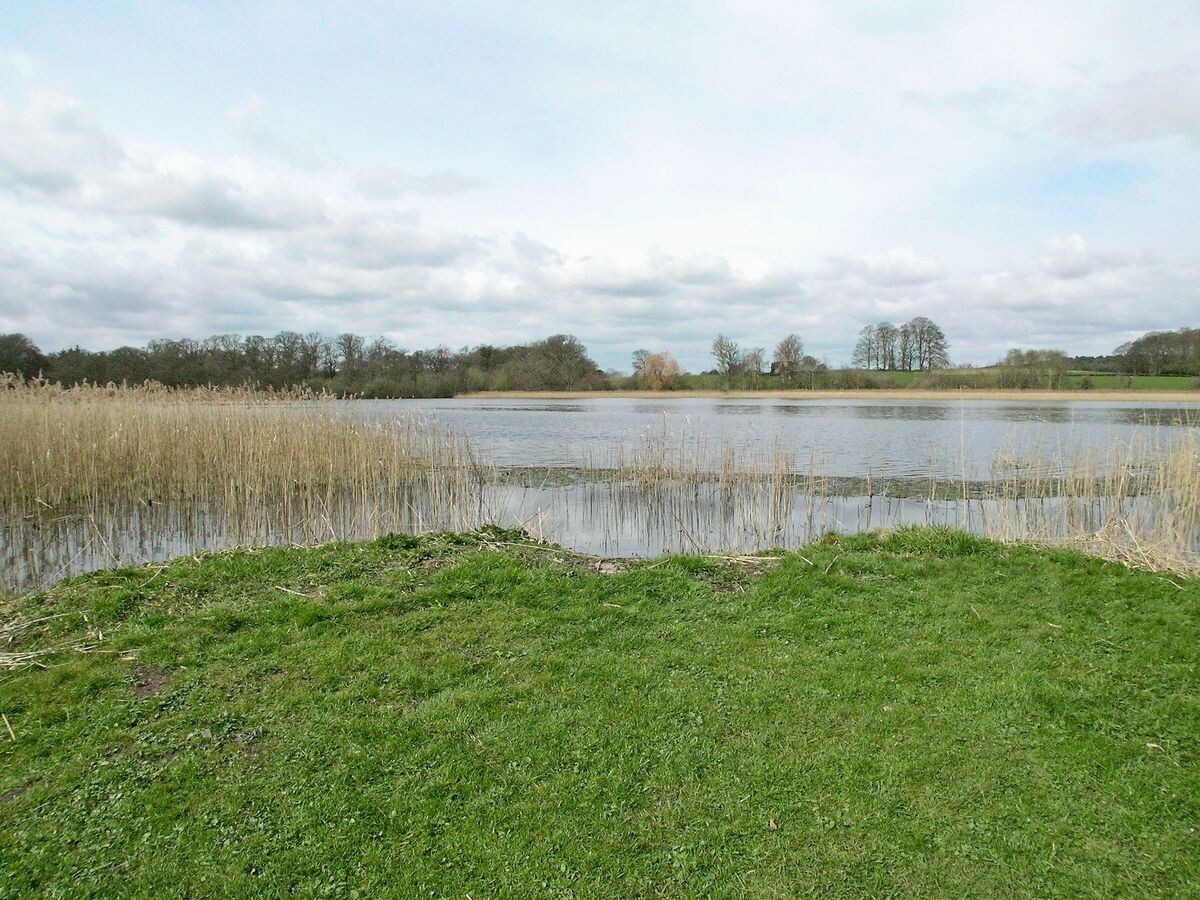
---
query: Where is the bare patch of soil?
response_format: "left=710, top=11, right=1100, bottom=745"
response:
left=132, top=664, right=170, bottom=698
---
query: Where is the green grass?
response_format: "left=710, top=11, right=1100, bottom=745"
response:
left=1068, top=373, right=1199, bottom=391
left=671, top=370, right=1198, bottom=391
left=2, top=529, right=1198, bottom=896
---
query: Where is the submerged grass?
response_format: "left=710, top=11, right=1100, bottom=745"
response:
left=1, top=528, right=1198, bottom=895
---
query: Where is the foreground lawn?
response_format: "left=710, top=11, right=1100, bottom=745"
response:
left=1, top=529, right=1198, bottom=896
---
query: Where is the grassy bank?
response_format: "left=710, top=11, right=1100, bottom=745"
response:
left=2, top=529, right=1198, bottom=896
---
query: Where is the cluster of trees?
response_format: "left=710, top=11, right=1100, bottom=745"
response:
left=0, top=331, right=608, bottom=397
left=1067, top=329, right=1200, bottom=376
left=994, top=348, right=1073, bottom=389
left=630, top=350, right=682, bottom=390
left=705, top=334, right=826, bottom=388
left=1115, top=328, right=1200, bottom=376
left=851, top=318, right=950, bottom=372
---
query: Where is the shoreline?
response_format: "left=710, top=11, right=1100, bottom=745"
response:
left=458, top=388, right=1200, bottom=403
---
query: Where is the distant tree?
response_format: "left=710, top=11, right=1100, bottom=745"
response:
left=898, top=322, right=914, bottom=370
left=907, top=316, right=949, bottom=371
left=772, top=334, right=805, bottom=386
left=852, top=325, right=878, bottom=370
left=641, top=352, right=681, bottom=390
left=711, top=335, right=743, bottom=386
left=743, top=347, right=766, bottom=381
left=876, top=322, right=899, bottom=370
left=335, top=333, right=366, bottom=377
left=631, top=349, right=650, bottom=377
left=798, top=355, right=827, bottom=388
left=854, top=318, right=948, bottom=371
left=0, top=333, right=47, bottom=378
left=1115, top=327, right=1200, bottom=375
left=1001, top=348, right=1070, bottom=388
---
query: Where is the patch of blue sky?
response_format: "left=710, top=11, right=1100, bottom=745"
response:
left=958, top=157, right=1146, bottom=228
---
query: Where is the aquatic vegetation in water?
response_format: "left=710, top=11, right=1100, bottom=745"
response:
left=1, top=380, right=1197, bottom=588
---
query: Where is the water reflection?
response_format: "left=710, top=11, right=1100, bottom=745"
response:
left=713, top=404, right=766, bottom=415
left=849, top=404, right=952, bottom=421
left=375, top=397, right=1200, bottom=476
left=6, top=476, right=1196, bottom=592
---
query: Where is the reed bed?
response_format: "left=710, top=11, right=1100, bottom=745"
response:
left=985, top=430, right=1200, bottom=572
left=0, top=379, right=493, bottom=554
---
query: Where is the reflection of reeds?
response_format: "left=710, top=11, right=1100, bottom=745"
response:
left=580, top=426, right=1200, bottom=572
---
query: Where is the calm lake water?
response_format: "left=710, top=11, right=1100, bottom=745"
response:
left=360, top=396, right=1200, bottom=478
left=5, top=396, right=1199, bottom=590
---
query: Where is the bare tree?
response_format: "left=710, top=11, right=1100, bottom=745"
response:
left=772, top=334, right=804, bottom=386
left=852, top=325, right=877, bottom=370
left=631, top=349, right=650, bottom=376
left=876, top=322, right=898, bottom=370
left=743, top=347, right=766, bottom=381
left=335, top=333, right=366, bottom=376
left=898, top=322, right=913, bottom=370
left=1002, top=348, right=1070, bottom=388
left=711, top=335, right=743, bottom=385
left=907, top=316, right=949, bottom=370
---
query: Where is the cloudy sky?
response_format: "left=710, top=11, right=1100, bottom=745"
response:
left=1, top=1, right=1198, bottom=370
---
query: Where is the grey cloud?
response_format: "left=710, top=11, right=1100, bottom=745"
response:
left=509, top=233, right=564, bottom=268
left=353, top=164, right=485, bottom=199
left=819, top=248, right=943, bottom=287
left=582, top=276, right=674, bottom=298
left=1057, top=67, right=1200, bottom=148
left=295, top=212, right=488, bottom=270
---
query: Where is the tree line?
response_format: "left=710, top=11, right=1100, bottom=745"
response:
left=2, top=320, right=1197, bottom=396
left=0, top=332, right=608, bottom=397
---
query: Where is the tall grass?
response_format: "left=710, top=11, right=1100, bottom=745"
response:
left=0, top=378, right=492, bottom=547
left=986, top=431, right=1200, bottom=572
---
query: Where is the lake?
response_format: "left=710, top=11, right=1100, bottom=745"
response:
left=4, top=395, right=1199, bottom=590
left=358, top=396, right=1200, bottom=477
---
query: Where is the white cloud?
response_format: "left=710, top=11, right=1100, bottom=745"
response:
left=1039, top=234, right=1130, bottom=280
left=226, top=93, right=340, bottom=171
left=0, top=91, right=327, bottom=230
left=0, top=49, right=35, bottom=77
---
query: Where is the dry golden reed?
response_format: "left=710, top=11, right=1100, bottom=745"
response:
left=0, top=377, right=492, bottom=540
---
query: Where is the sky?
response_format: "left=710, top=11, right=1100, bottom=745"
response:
left=1, top=1, right=1198, bottom=371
